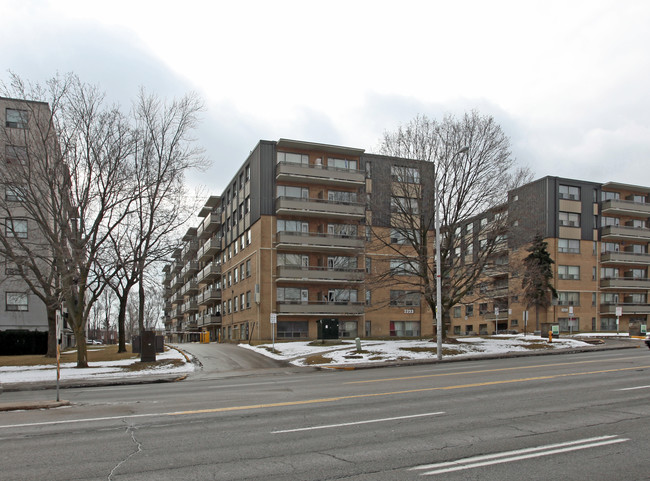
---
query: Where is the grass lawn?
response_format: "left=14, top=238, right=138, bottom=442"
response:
left=0, top=344, right=139, bottom=367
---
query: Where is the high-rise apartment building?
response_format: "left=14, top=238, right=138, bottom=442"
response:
left=0, top=97, right=50, bottom=333
left=163, top=141, right=650, bottom=342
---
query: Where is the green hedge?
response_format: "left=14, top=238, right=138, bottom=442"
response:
left=0, top=330, right=48, bottom=355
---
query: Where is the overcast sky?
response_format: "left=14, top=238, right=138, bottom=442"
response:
left=3, top=0, right=650, bottom=195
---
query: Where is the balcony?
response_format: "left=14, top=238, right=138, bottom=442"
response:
left=276, top=231, right=364, bottom=253
left=601, top=199, right=650, bottom=217
left=198, top=312, right=222, bottom=326
left=174, top=307, right=183, bottom=320
left=276, top=196, right=365, bottom=220
left=601, top=251, right=650, bottom=265
left=197, top=212, right=221, bottom=240
left=484, top=287, right=509, bottom=298
left=181, top=279, right=198, bottom=296
left=181, top=300, right=199, bottom=314
left=600, top=277, right=650, bottom=290
left=197, top=262, right=222, bottom=284
left=182, top=261, right=199, bottom=279
left=276, top=301, right=364, bottom=316
left=182, top=240, right=199, bottom=260
left=600, top=225, right=650, bottom=241
left=198, top=238, right=221, bottom=262
left=199, top=288, right=222, bottom=306
left=276, top=161, right=365, bottom=187
left=600, top=303, right=650, bottom=315
left=173, top=291, right=184, bottom=304
left=276, top=266, right=365, bottom=283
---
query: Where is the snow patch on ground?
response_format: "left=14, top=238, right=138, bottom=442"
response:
left=238, top=335, right=593, bottom=367
left=0, top=347, right=194, bottom=384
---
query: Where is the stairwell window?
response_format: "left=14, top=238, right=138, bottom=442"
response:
left=559, top=212, right=580, bottom=227
left=559, top=185, right=580, bottom=200
left=558, top=238, right=580, bottom=253
left=5, top=218, right=27, bottom=238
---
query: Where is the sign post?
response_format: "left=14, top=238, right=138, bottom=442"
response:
left=55, top=309, right=62, bottom=402
left=494, top=307, right=499, bottom=335
left=615, top=306, right=622, bottom=335
left=270, top=313, right=277, bottom=350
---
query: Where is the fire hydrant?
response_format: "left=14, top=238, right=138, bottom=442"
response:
left=549, top=331, right=553, bottom=343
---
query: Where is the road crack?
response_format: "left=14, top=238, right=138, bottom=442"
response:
left=108, top=421, right=142, bottom=480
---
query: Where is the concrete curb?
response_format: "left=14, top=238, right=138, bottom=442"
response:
left=0, top=399, right=71, bottom=412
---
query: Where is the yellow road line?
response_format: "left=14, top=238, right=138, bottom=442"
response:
left=345, top=356, right=647, bottom=384
left=170, top=365, right=650, bottom=416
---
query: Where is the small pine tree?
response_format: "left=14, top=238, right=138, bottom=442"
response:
left=522, top=234, right=558, bottom=331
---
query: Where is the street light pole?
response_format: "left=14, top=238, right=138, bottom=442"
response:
left=436, top=146, right=469, bottom=360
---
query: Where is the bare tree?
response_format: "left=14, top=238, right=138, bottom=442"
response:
left=105, top=89, right=205, bottom=352
left=369, top=111, right=532, bottom=340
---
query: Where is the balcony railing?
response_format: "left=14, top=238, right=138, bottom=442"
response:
left=276, top=265, right=365, bottom=283
left=601, top=251, right=650, bottom=265
left=198, top=237, right=221, bottom=262
left=600, top=277, right=650, bottom=290
left=198, top=289, right=222, bottom=306
left=276, top=231, right=364, bottom=252
left=276, top=301, right=364, bottom=316
left=601, top=225, right=650, bottom=241
left=276, top=196, right=365, bottom=220
left=181, top=300, right=198, bottom=314
left=198, top=313, right=222, bottom=326
left=181, top=279, right=198, bottom=296
left=601, top=199, right=650, bottom=217
left=276, top=161, right=365, bottom=186
left=600, top=303, right=650, bottom=315
left=181, top=261, right=199, bottom=279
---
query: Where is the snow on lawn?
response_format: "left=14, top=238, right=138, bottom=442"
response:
left=239, top=335, right=593, bottom=367
left=0, top=347, right=194, bottom=384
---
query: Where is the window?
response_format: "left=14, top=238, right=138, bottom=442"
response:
left=601, top=191, right=619, bottom=201
left=5, top=184, right=25, bottom=202
left=277, top=185, right=309, bottom=199
left=389, top=290, right=420, bottom=306
left=340, top=321, right=358, bottom=338
left=600, top=267, right=619, bottom=279
left=245, top=197, right=250, bottom=214
left=391, top=196, right=419, bottom=214
left=559, top=185, right=580, bottom=200
left=391, top=165, right=420, bottom=183
left=277, top=152, right=309, bottom=165
left=390, top=259, right=419, bottom=276
left=601, top=242, right=619, bottom=253
left=559, top=212, right=580, bottom=227
left=245, top=165, right=250, bottom=181
left=5, top=145, right=27, bottom=164
left=246, top=259, right=251, bottom=277
left=390, top=321, right=420, bottom=337
left=479, top=303, right=488, bottom=315
left=246, top=291, right=251, bottom=309
left=6, top=108, right=28, bottom=129
left=5, top=218, right=27, bottom=238
left=466, top=304, right=474, bottom=316
left=240, top=293, right=245, bottom=311
left=600, top=318, right=617, bottom=330
left=601, top=216, right=619, bottom=227
left=365, top=257, right=371, bottom=274
left=327, top=289, right=358, bottom=303
left=234, top=296, right=238, bottom=312
left=5, top=258, right=23, bottom=275
left=6, top=292, right=28, bottom=311
left=277, top=287, right=306, bottom=303
left=558, top=265, right=580, bottom=280
left=558, top=292, right=580, bottom=306
left=453, top=306, right=462, bottom=318
left=328, top=190, right=357, bottom=203
left=277, top=321, right=309, bottom=339
left=600, top=293, right=619, bottom=304
left=328, top=158, right=357, bottom=171
left=558, top=238, right=580, bottom=253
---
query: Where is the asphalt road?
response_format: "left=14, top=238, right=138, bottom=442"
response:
left=0, top=348, right=649, bottom=480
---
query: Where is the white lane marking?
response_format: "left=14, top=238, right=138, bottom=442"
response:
left=410, top=435, right=629, bottom=476
left=271, top=411, right=445, bottom=434
left=0, top=413, right=164, bottom=429
left=617, top=385, right=650, bottom=391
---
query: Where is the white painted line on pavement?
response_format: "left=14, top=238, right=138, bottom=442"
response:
left=271, top=411, right=445, bottom=434
left=410, top=435, right=629, bottom=476
left=616, top=385, right=650, bottom=391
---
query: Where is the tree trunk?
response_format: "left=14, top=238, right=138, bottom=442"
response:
left=73, top=323, right=88, bottom=368
left=117, top=293, right=128, bottom=353
left=46, top=306, right=57, bottom=358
